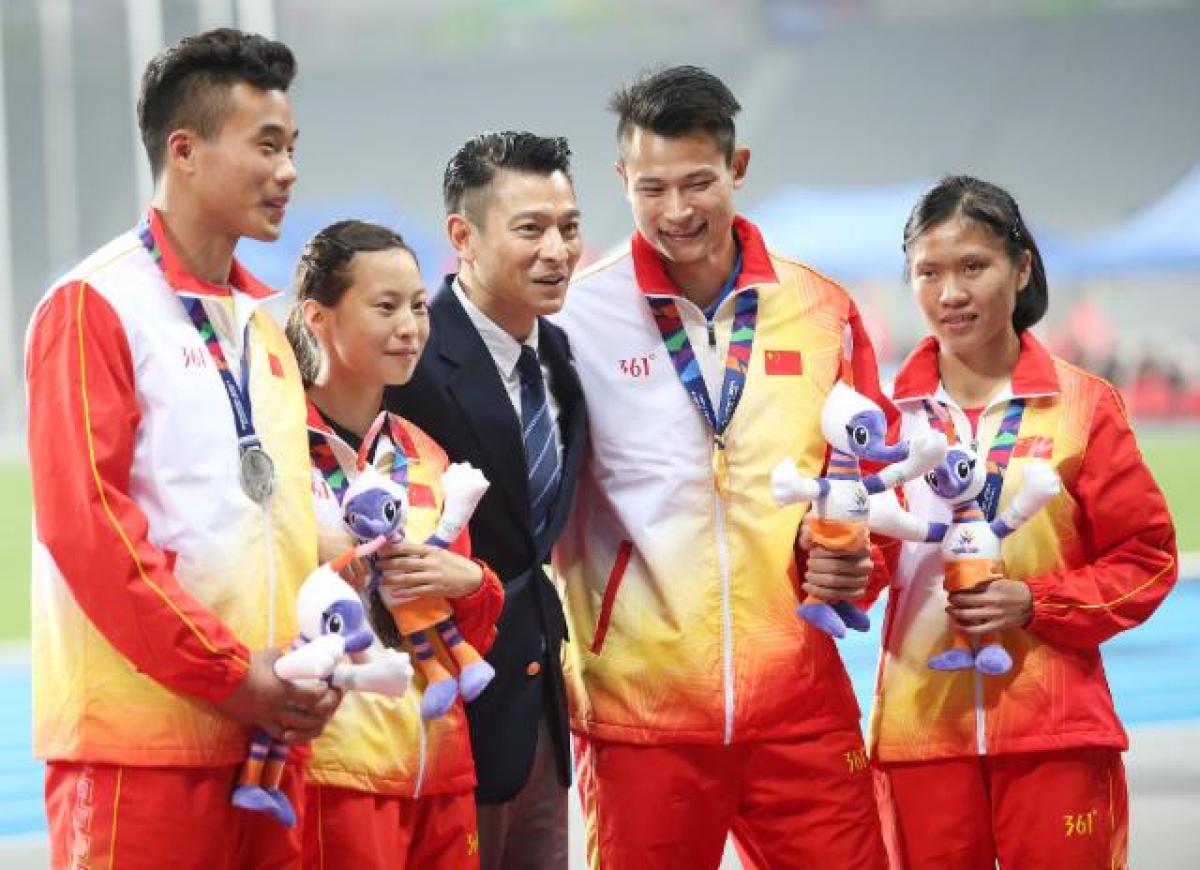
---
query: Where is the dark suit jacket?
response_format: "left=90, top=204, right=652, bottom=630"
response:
left=385, top=276, right=585, bottom=804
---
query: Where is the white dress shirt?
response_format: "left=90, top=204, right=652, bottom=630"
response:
left=453, top=280, right=563, bottom=463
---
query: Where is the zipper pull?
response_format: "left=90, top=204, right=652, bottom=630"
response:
left=706, top=319, right=717, bottom=348
left=712, top=434, right=728, bottom=496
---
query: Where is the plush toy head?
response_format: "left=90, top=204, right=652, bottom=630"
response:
left=295, top=565, right=375, bottom=653
left=923, top=446, right=987, bottom=505
left=342, top=465, right=408, bottom=543
left=820, top=382, right=908, bottom=463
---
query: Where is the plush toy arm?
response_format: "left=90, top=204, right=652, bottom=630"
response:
left=771, top=458, right=828, bottom=506
left=332, top=648, right=412, bottom=696
left=867, top=490, right=946, bottom=543
left=865, top=430, right=948, bottom=493
left=428, top=463, right=490, bottom=548
left=992, top=461, right=1061, bottom=539
left=274, top=633, right=346, bottom=682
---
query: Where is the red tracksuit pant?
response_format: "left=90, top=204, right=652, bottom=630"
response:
left=45, top=761, right=304, bottom=870
left=876, top=747, right=1128, bottom=869
left=575, top=727, right=887, bottom=869
left=302, top=783, right=479, bottom=869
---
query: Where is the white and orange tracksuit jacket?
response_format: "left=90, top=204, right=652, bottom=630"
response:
left=870, top=332, right=1178, bottom=762
left=554, top=216, right=893, bottom=746
left=305, top=405, right=503, bottom=797
left=26, top=209, right=316, bottom=766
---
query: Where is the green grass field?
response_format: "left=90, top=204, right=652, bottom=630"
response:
left=0, top=461, right=31, bottom=641
left=0, top=433, right=1196, bottom=641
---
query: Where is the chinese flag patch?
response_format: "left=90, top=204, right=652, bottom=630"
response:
left=268, top=352, right=285, bottom=378
left=764, top=349, right=803, bottom=376
left=1013, top=436, right=1054, bottom=459
left=407, top=484, right=437, bottom=508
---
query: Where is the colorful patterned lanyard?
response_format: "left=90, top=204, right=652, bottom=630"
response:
left=138, top=220, right=253, bottom=415
left=647, top=288, right=759, bottom=493
left=923, top=398, right=1026, bottom=521
left=310, top=412, right=410, bottom=505
left=138, top=219, right=275, bottom=503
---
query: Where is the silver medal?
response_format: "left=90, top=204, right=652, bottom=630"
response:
left=239, top=445, right=276, bottom=504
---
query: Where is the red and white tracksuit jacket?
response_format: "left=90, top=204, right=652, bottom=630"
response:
left=870, top=332, right=1178, bottom=762
left=26, top=209, right=317, bottom=766
left=554, top=216, right=894, bottom=747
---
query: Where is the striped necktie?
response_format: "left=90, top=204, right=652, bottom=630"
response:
left=517, top=345, right=561, bottom=545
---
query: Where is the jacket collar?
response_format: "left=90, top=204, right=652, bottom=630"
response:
left=306, top=398, right=420, bottom=473
left=892, top=330, right=1060, bottom=404
left=630, top=215, right=778, bottom=297
left=305, top=397, right=334, bottom=437
left=141, top=207, right=277, bottom=301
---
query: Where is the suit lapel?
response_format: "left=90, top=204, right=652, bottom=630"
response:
left=432, top=282, right=532, bottom=528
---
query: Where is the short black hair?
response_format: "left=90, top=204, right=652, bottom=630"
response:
left=442, top=131, right=573, bottom=225
left=609, top=65, right=741, bottom=163
left=285, top=220, right=417, bottom=389
left=903, top=175, right=1049, bottom=333
left=137, top=28, right=297, bottom=178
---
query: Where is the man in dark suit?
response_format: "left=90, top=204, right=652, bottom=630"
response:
left=386, top=131, right=585, bottom=869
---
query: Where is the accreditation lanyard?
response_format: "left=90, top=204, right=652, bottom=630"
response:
left=311, top=412, right=410, bottom=506
left=923, top=398, right=1026, bottom=521
left=138, top=220, right=259, bottom=454
left=647, top=286, right=759, bottom=494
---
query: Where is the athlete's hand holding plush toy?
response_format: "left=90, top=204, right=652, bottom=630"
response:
left=870, top=446, right=1061, bottom=675
left=771, top=380, right=948, bottom=638
left=231, top=544, right=414, bottom=826
left=342, top=458, right=495, bottom=720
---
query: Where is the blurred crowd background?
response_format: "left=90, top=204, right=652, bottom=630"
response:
left=1, top=0, right=1199, bottom=440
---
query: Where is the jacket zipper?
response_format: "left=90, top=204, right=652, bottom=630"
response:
left=714, top=489, right=735, bottom=745
left=701, top=301, right=734, bottom=744
left=940, top=400, right=992, bottom=755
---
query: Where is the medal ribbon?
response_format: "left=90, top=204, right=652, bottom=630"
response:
left=309, top=432, right=350, bottom=502
left=311, top=411, right=412, bottom=506
left=138, top=219, right=260, bottom=452
left=922, top=398, right=1026, bottom=521
left=647, top=289, right=758, bottom=492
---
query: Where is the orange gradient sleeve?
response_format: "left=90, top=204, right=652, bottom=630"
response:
left=1024, top=385, right=1177, bottom=648
left=27, top=282, right=250, bottom=702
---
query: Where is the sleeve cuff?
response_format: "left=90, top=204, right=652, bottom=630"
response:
left=455, top=559, right=502, bottom=609
left=188, top=647, right=253, bottom=705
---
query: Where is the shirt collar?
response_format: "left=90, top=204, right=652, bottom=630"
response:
left=141, top=207, right=278, bottom=301
left=892, top=330, right=1060, bottom=404
left=630, top=214, right=778, bottom=298
left=453, top=277, right=539, bottom=379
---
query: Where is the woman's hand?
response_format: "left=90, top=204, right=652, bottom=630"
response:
left=947, top=578, right=1033, bottom=636
left=375, top=539, right=484, bottom=605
